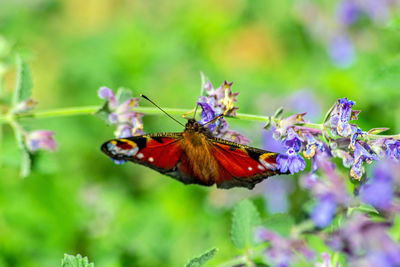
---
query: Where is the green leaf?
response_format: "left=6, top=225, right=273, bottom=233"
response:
left=116, top=87, right=133, bottom=105
left=185, top=248, right=217, bottom=267
left=263, top=213, right=295, bottom=237
left=230, top=199, right=261, bottom=249
left=94, top=101, right=112, bottom=124
left=347, top=204, right=379, bottom=216
left=273, top=107, right=284, bottom=119
left=12, top=55, right=32, bottom=106
left=367, top=128, right=390, bottom=135
left=10, top=121, right=31, bottom=177
left=61, top=254, right=94, bottom=267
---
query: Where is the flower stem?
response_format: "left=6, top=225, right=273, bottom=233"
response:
left=0, top=105, right=399, bottom=140
left=0, top=105, right=273, bottom=123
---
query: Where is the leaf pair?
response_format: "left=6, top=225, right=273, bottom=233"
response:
left=11, top=55, right=33, bottom=177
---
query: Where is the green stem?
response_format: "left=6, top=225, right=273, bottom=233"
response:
left=0, top=105, right=273, bottom=123
left=0, top=105, right=399, bottom=140
left=0, top=106, right=192, bottom=122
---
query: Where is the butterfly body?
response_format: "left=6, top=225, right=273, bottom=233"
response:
left=101, top=119, right=283, bottom=189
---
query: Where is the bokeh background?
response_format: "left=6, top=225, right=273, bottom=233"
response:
left=0, top=0, right=400, bottom=266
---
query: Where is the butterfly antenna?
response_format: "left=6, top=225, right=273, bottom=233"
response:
left=202, top=113, right=225, bottom=127
left=193, top=103, right=199, bottom=119
left=140, top=94, right=185, bottom=127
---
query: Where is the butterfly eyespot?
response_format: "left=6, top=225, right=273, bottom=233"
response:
left=148, top=157, right=154, bottom=162
left=248, top=167, right=253, bottom=171
left=117, top=139, right=137, bottom=150
left=106, top=140, right=139, bottom=157
left=257, top=164, right=265, bottom=171
left=259, top=153, right=277, bottom=171
left=136, top=153, right=144, bottom=159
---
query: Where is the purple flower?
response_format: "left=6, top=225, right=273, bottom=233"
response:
left=256, top=228, right=314, bottom=266
left=332, top=148, right=354, bottom=168
left=283, top=128, right=303, bottom=152
left=337, top=0, right=361, bottom=25
left=197, top=74, right=248, bottom=144
left=350, top=142, right=378, bottom=180
left=277, top=148, right=306, bottom=175
left=329, top=214, right=400, bottom=266
left=336, top=98, right=355, bottom=137
left=97, top=87, right=144, bottom=138
left=273, top=113, right=306, bottom=140
left=360, top=162, right=394, bottom=210
left=197, top=102, right=217, bottom=131
left=302, top=134, right=331, bottom=172
left=349, top=127, right=364, bottom=150
left=311, top=194, right=337, bottom=228
left=98, top=86, right=117, bottom=109
left=301, top=154, right=352, bottom=207
left=198, top=75, right=239, bottom=117
left=385, top=139, right=400, bottom=161
left=328, top=35, right=355, bottom=68
left=25, top=130, right=57, bottom=152
left=364, top=0, right=391, bottom=24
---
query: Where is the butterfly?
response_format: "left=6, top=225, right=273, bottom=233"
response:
left=101, top=114, right=285, bottom=189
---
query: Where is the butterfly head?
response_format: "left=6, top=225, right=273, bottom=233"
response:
left=185, top=118, right=212, bottom=136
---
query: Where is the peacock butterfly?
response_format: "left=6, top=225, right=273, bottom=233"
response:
left=101, top=112, right=284, bottom=189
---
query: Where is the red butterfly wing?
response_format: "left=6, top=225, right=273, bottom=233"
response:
left=101, top=134, right=205, bottom=185
left=102, top=134, right=182, bottom=170
left=211, top=141, right=281, bottom=189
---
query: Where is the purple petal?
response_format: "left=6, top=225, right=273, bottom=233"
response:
left=361, top=162, right=394, bottom=210
left=117, top=98, right=140, bottom=113
left=197, top=102, right=217, bottom=130
left=108, top=113, right=119, bottom=124
left=328, top=35, right=355, bottom=68
left=337, top=1, right=361, bottom=25
left=113, top=159, right=127, bottom=165
left=115, top=124, right=133, bottom=138
left=98, top=86, right=114, bottom=99
left=277, top=148, right=306, bottom=175
left=288, top=154, right=306, bottom=175
left=311, top=194, right=337, bottom=228
left=98, top=86, right=117, bottom=109
left=385, top=139, right=400, bottom=161
left=25, top=130, right=57, bottom=152
left=283, top=128, right=303, bottom=152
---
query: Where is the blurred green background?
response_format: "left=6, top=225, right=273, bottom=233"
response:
left=0, top=0, right=400, bottom=266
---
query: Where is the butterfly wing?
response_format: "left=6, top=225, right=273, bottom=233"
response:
left=210, top=139, right=282, bottom=189
left=101, top=133, right=206, bottom=185
left=101, top=132, right=284, bottom=189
